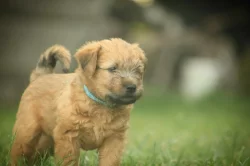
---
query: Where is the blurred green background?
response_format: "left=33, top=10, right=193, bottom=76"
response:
left=0, top=0, right=250, bottom=165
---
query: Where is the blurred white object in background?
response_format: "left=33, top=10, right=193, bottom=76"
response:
left=180, top=57, right=220, bottom=100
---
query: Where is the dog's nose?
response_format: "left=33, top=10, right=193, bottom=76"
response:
left=125, top=84, right=136, bottom=93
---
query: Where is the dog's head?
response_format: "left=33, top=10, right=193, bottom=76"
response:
left=75, top=38, right=147, bottom=106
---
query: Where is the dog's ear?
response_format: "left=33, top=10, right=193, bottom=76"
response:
left=132, top=43, right=147, bottom=71
left=75, top=44, right=101, bottom=77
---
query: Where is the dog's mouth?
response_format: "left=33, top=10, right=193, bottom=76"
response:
left=106, top=94, right=140, bottom=105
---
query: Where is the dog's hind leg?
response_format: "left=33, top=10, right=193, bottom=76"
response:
left=10, top=118, right=42, bottom=166
left=35, top=133, right=54, bottom=160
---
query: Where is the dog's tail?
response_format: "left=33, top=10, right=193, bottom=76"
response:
left=30, top=45, right=71, bottom=82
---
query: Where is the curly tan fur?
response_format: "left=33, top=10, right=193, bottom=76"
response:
left=10, top=38, right=147, bottom=166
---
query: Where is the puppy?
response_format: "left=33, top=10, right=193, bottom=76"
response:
left=11, top=38, right=147, bottom=166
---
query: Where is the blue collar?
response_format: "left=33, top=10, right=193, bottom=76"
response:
left=83, top=85, right=114, bottom=107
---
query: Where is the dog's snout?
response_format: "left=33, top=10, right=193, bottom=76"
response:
left=125, top=84, right=136, bottom=93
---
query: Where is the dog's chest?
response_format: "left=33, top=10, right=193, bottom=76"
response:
left=76, top=110, right=128, bottom=150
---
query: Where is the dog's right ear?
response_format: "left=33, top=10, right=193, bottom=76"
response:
left=75, top=44, right=101, bottom=77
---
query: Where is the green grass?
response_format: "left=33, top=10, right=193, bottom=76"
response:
left=1, top=93, right=250, bottom=166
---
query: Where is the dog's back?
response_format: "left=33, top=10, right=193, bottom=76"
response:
left=16, top=73, right=76, bottom=134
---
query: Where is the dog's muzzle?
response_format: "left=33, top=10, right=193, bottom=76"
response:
left=107, top=92, right=141, bottom=105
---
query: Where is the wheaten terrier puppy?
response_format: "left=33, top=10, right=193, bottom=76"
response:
left=11, top=38, right=147, bottom=166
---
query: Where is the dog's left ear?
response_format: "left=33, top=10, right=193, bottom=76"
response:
left=75, top=44, right=101, bottom=77
left=132, top=43, right=147, bottom=71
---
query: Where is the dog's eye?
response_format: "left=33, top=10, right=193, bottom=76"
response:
left=135, top=69, right=142, bottom=75
left=108, top=66, right=117, bottom=72
left=134, top=66, right=143, bottom=74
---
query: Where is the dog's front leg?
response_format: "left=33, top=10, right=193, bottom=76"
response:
left=98, top=133, right=126, bottom=166
left=53, top=125, right=80, bottom=166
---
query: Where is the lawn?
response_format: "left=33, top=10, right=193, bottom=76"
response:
left=0, top=93, right=250, bottom=166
